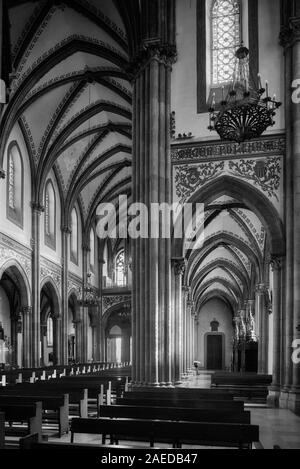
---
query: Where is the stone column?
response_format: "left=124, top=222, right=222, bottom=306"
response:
left=268, top=257, right=283, bottom=407
left=173, top=259, right=185, bottom=385
left=54, top=317, right=61, bottom=365
left=31, top=203, right=44, bottom=367
left=40, top=323, right=47, bottom=366
left=279, top=7, right=300, bottom=414
left=256, top=284, right=268, bottom=374
left=81, top=245, right=90, bottom=362
left=61, top=226, right=71, bottom=364
left=182, top=286, right=189, bottom=377
left=131, top=44, right=177, bottom=386
left=22, top=306, right=31, bottom=368
left=121, top=328, right=131, bottom=364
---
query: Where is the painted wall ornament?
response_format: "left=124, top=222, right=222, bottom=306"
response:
left=175, top=161, right=225, bottom=203
left=228, top=157, right=281, bottom=201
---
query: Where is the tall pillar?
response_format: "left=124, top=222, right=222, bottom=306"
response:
left=131, top=18, right=177, bottom=385
left=173, top=259, right=185, bottom=385
left=61, top=226, right=71, bottom=365
left=268, top=257, right=283, bottom=407
left=22, top=306, right=31, bottom=368
left=54, top=317, right=62, bottom=365
left=182, top=286, right=189, bottom=377
left=256, top=284, right=268, bottom=374
left=31, top=203, right=44, bottom=367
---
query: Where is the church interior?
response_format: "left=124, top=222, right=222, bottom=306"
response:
left=0, top=0, right=300, bottom=452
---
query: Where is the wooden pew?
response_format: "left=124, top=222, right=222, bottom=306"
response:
left=0, top=393, right=69, bottom=437
left=99, top=404, right=251, bottom=424
left=122, top=390, right=234, bottom=400
left=211, top=373, right=272, bottom=401
left=116, top=398, right=244, bottom=411
left=70, top=417, right=259, bottom=449
left=0, top=402, right=42, bottom=440
left=20, top=432, right=153, bottom=450
left=13, top=384, right=88, bottom=418
left=0, top=412, right=4, bottom=449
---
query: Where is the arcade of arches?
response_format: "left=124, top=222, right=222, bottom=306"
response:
left=0, top=0, right=299, bottom=417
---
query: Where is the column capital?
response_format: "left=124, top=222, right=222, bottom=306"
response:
left=21, top=306, right=32, bottom=314
left=31, top=202, right=45, bottom=213
left=128, top=43, right=177, bottom=80
left=280, top=18, right=300, bottom=49
left=172, top=258, right=186, bottom=277
left=61, top=225, right=72, bottom=234
left=269, top=256, right=283, bottom=272
left=82, top=242, right=91, bottom=252
left=0, top=169, right=5, bottom=179
left=256, top=283, right=267, bottom=294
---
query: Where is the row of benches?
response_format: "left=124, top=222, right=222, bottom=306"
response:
left=68, top=387, right=261, bottom=449
left=0, top=372, right=130, bottom=444
left=0, top=362, right=130, bottom=386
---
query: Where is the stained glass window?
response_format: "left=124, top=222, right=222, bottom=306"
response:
left=211, top=0, right=241, bottom=85
left=8, top=155, right=15, bottom=209
left=115, top=250, right=125, bottom=286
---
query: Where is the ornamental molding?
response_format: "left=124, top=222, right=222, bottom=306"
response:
left=102, top=294, right=131, bottom=315
left=171, top=136, right=285, bottom=163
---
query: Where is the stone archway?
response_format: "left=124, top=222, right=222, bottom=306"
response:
left=0, top=260, right=31, bottom=368
left=40, top=278, right=61, bottom=366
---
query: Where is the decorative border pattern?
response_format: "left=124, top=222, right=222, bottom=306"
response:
left=171, top=136, right=285, bottom=163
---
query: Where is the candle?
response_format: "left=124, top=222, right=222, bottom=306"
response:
left=222, top=86, right=224, bottom=101
left=257, top=73, right=262, bottom=89
left=265, top=80, right=269, bottom=98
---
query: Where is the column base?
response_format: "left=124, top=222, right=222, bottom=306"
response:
left=267, top=387, right=280, bottom=408
left=279, top=389, right=291, bottom=409
left=174, top=381, right=183, bottom=386
left=288, top=389, right=300, bottom=416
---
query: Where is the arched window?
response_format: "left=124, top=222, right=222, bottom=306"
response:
left=211, top=0, right=241, bottom=85
left=89, top=228, right=95, bottom=272
left=7, top=142, right=23, bottom=227
left=44, top=180, right=56, bottom=250
left=115, top=250, right=125, bottom=287
left=70, top=208, right=78, bottom=264
left=47, top=316, right=53, bottom=347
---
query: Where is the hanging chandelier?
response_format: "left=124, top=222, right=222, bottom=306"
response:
left=208, top=44, right=282, bottom=143
left=78, top=273, right=101, bottom=307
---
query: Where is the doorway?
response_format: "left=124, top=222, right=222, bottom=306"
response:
left=206, top=334, right=224, bottom=370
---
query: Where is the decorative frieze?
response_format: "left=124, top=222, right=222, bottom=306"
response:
left=171, top=136, right=285, bottom=163
left=174, top=161, right=225, bottom=203
left=174, top=157, right=282, bottom=204
left=40, top=257, right=62, bottom=291
left=0, top=233, right=31, bottom=279
left=228, top=158, right=281, bottom=201
left=67, top=273, right=83, bottom=296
